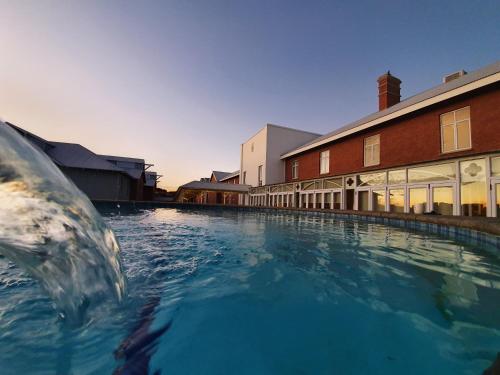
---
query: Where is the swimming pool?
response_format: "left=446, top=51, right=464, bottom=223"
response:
left=1, top=207, right=499, bottom=374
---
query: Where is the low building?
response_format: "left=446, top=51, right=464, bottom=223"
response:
left=6, top=122, right=160, bottom=202
left=175, top=180, right=250, bottom=204
left=144, top=171, right=162, bottom=201
left=247, top=61, right=500, bottom=218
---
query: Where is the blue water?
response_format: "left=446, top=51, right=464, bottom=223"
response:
left=1, top=208, right=500, bottom=374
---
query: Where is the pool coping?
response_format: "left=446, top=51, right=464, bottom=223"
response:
left=93, top=201, right=500, bottom=249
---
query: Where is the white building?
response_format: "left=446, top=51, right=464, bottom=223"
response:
left=239, top=124, right=320, bottom=203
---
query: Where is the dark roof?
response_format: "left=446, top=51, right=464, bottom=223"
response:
left=211, top=171, right=233, bottom=181
left=98, top=154, right=145, bottom=164
left=282, top=60, right=500, bottom=158
left=47, top=142, right=123, bottom=172
left=219, top=170, right=240, bottom=182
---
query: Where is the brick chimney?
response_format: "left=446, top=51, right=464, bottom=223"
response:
left=377, top=71, right=401, bottom=111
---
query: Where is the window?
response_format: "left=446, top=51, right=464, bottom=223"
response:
left=320, top=150, right=330, bottom=174
left=389, top=189, right=405, bottom=213
left=364, top=135, right=380, bottom=167
left=460, top=158, right=486, bottom=216
left=292, top=160, right=299, bottom=179
left=407, top=162, right=456, bottom=183
left=372, top=190, right=386, bottom=212
left=440, top=107, right=471, bottom=153
left=242, top=171, right=246, bottom=184
left=357, top=172, right=386, bottom=186
left=251, top=143, right=254, bottom=152
left=258, top=165, right=263, bottom=186
left=388, top=170, right=406, bottom=185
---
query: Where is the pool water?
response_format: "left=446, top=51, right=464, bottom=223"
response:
left=1, top=208, right=500, bottom=374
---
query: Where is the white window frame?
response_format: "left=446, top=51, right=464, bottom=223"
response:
left=292, top=160, right=299, bottom=180
left=320, top=150, right=330, bottom=175
left=364, top=134, right=380, bottom=167
left=440, top=106, right=472, bottom=154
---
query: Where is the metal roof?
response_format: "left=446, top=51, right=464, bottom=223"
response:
left=178, top=181, right=250, bottom=193
left=219, top=170, right=240, bottom=182
left=98, top=154, right=145, bottom=164
left=281, top=60, right=500, bottom=158
left=47, top=142, right=123, bottom=172
left=211, top=171, right=233, bottom=181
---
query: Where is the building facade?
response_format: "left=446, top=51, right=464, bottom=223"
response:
left=248, top=62, right=500, bottom=218
left=239, top=124, right=320, bottom=204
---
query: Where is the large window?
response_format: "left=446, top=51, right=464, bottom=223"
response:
left=389, top=189, right=405, bottom=213
left=388, top=169, right=406, bottom=185
left=409, top=187, right=427, bottom=214
left=432, top=187, right=453, bottom=216
left=372, top=190, right=386, bottom=212
left=292, top=160, right=299, bottom=179
left=357, top=172, right=386, bottom=186
left=258, top=165, right=263, bottom=186
left=364, top=135, right=380, bottom=167
left=408, top=163, right=456, bottom=183
left=440, top=107, right=471, bottom=153
left=460, top=158, right=486, bottom=216
left=320, top=150, right=330, bottom=174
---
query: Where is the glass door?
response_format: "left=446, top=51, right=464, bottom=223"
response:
left=408, top=185, right=428, bottom=214
left=431, top=184, right=455, bottom=216
left=491, top=180, right=500, bottom=218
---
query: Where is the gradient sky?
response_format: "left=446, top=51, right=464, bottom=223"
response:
left=1, top=1, right=499, bottom=190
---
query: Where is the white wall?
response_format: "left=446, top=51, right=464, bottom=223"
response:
left=240, top=127, right=267, bottom=187
left=240, top=124, right=321, bottom=188
left=265, top=125, right=320, bottom=185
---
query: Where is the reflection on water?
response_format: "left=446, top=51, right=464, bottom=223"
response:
left=1, top=207, right=500, bottom=374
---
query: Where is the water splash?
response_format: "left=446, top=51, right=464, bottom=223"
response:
left=0, top=122, right=126, bottom=322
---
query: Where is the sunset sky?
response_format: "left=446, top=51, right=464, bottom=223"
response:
left=1, top=1, right=499, bottom=190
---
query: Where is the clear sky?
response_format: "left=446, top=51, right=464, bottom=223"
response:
left=1, top=0, right=499, bottom=190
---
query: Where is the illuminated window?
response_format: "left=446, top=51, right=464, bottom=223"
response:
left=320, top=150, right=330, bottom=174
left=292, top=160, right=299, bottom=179
left=364, top=135, right=380, bottom=167
left=460, top=159, right=486, bottom=216
left=440, top=107, right=471, bottom=153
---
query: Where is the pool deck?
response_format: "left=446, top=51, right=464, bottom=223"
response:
left=93, top=201, right=500, bottom=247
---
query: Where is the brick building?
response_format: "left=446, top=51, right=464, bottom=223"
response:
left=247, top=61, right=500, bottom=217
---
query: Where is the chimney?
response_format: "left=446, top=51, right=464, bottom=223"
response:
left=377, top=71, right=401, bottom=111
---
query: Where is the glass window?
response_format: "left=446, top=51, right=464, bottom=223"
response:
left=364, top=135, right=380, bottom=167
left=301, top=194, right=307, bottom=208
left=292, top=160, right=299, bottom=179
left=258, top=165, right=263, bottom=186
left=491, top=157, right=500, bottom=177
left=324, top=192, right=331, bottom=209
left=433, top=187, right=454, bottom=216
left=358, top=172, right=386, bottom=186
left=496, top=184, right=500, bottom=217
left=389, top=189, right=405, bottom=213
left=358, top=191, right=369, bottom=211
left=388, top=169, right=406, bottom=185
left=372, top=190, right=386, bottom=212
left=460, top=159, right=487, bottom=216
left=408, top=163, right=456, bottom=183
left=324, top=178, right=343, bottom=189
left=333, top=192, right=342, bottom=210
left=320, top=150, right=330, bottom=174
left=409, top=188, right=427, bottom=214
left=308, top=193, right=314, bottom=208
left=316, top=193, right=322, bottom=209
left=440, top=106, right=471, bottom=153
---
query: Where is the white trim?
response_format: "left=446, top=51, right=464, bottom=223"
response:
left=281, top=72, right=500, bottom=159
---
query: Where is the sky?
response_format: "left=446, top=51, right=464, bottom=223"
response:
left=0, top=0, right=499, bottom=190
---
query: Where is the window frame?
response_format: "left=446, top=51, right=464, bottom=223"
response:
left=291, top=160, right=299, bottom=180
left=320, top=150, right=330, bottom=175
left=364, top=134, right=380, bottom=167
left=440, top=106, right=472, bottom=154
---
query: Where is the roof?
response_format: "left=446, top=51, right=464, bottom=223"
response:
left=281, top=61, right=500, bottom=159
left=211, top=171, right=233, bottom=181
left=47, top=142, right=124, bottom=172
left=219, top=170, right=240, bottom=182
left=178, top=181, right=250, bottom=193
left=98, top=154, right=145, bottom=164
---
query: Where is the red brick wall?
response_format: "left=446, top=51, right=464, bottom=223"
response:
left=222, top=176, right=239, bottom=184
left=285, top=84, right=500, bottom=182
